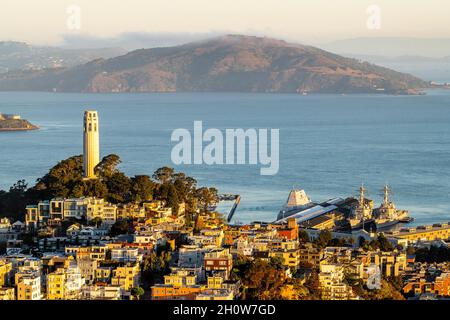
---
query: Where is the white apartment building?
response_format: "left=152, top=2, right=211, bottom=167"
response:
left=26, top=197, right=117, bottom=228
left=16, top=272, right=41, bottom=300
left=111, top=248, right=142, bottom=263
left=81, top=284, right=121, bottom=300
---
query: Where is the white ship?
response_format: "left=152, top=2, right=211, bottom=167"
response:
left=277, top=189, right=315, bottom=221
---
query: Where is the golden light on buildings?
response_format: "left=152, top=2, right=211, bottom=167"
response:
left=83, top=110, right=100, bottom=179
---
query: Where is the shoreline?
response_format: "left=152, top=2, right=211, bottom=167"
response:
left=0, top=124, right=39, bottom=131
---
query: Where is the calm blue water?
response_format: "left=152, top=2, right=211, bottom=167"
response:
left=1, top=91, right=450, bottom=225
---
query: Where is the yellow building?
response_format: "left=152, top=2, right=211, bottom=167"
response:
left=386, top=223, right=450, bottom=243
left=46, top=265, right=84, bottom=300
left=25, top=205, right=39, bottom=230
left=46, top=271, right=66, bottom=300
left=0, top=287, right=15, bottom=300
left=65, top=245, right=107, bottom=261
left=0, top=260, right=13, bottom=287
left=364, top=251, right=407, bottom=277
left=269, top=248, right=300, bottom=269
left=164, top=270, right=197, bottom=287
left=319, top=262, right=356, bottom=300
left=269, top=239, right=298, bottom=251
left=299, top=244, right=324, bottom=267
left=95, top=267, right=113, bottom=283
left=151, top=269, right=204, bottom=300
left=207, top=276, right=224, bottom=289
left=111, top=263, right=140, bottom=292
left=16, top=273, right=41, bottom=300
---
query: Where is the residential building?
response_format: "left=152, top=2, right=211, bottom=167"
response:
left=16, top=272, right=41, bottom=300
left=204, top=248, right=233, bottom=279
left=81, top=284, right=121, bottom=300
left=0, top=260, right=13, bottom=286
left=111, top=263, right=140, bottom=293
left=46, top=264, right=84, bottom=300
left=319, top=262, right=356, bottom=300
left=111, top=247, right=141, bottom=263
left=0, top=287, right=15, bottom=300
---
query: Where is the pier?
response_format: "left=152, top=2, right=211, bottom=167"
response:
left=221, top=195, right=240, bottom=223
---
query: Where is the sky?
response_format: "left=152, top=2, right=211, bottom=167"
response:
left=1, top=0, right=450, bottom=46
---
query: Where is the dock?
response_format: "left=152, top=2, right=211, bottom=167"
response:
left=223, top=195, right=241, bottom=223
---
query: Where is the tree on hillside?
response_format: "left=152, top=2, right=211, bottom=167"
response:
left=172, top=173, right=197, bottom=201
left=95, top=154, right=121, bottom=178
left=109, top=219, right=133, bottom=236
left=0, top=180, right=29, bottom=221
left=89, top=217, right=103, bottom=228
left=131, top=287, right=145, bottom=300
left=166, top=184, right=180, bottom=215
left=152, top=167, right=174, bottom=185
left=315, top=230, right=332, bottom=248
left=362, top=233, right=394, bottom=252
left=72, top=179, right=108, bottom=198
left=130, top=175, right=154, bottom=203
left=141, top=251, right=172, bottom=287
left=298, top=229, right=310, bottom=243
left=195, top=187, right=218, bottom=213
left=33, top=155, right=84, bottom=198
left=106, top=172, right=132, bottom=203
left=239, top=258, right=289, bottom=300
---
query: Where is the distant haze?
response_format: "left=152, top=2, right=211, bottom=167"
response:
left=2, top=0, right=450, bottom=47
left=323, top=38, right=450, bottom=58
left=2, top=1, right=450, bottom=82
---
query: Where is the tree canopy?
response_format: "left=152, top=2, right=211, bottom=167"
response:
left=0, top=154, right=215, bottom=221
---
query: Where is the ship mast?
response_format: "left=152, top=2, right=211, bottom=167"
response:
left=383, top=184, right=390, bottom=206
left=359, top=184, right=366, bottom=229
left=359, top=184, right=366, bottom=211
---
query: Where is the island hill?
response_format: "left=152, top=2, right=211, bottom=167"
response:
left=0, top=35, right=428, bottom=95
left=0, top=113, right=38, bottom=131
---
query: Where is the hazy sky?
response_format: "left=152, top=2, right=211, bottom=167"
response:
left=2, top=0, right=450, bottom=46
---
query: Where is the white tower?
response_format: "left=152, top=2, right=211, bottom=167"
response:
left=83, top=110, right=100, bottom=179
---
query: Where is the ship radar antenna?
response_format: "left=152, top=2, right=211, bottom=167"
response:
left=356, top=184, right=368, bottom=207
left=382, top=184, right=394, bottom=205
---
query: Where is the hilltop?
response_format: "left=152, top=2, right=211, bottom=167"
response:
left=0, top=114, right=38, bottom=131
left=0, top=35, right=428, bottom=94
left=0, top=41, right=125, bottom=73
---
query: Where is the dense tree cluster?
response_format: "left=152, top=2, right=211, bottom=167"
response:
left=413, top=246, right=450, bottom=263
left=231, top=257, right=310, bottom=300
left=313, top=230, right=354, bottom=248
left=0, top=154, right=218, bottom=221
left=360, top=233, right=394, bottom=252
left=141, top=249, right=172, bottom=288
left=347, top=277, right=405, bottom=300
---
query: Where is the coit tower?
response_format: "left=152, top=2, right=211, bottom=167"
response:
left=83, top=110, right=100, bottom=179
